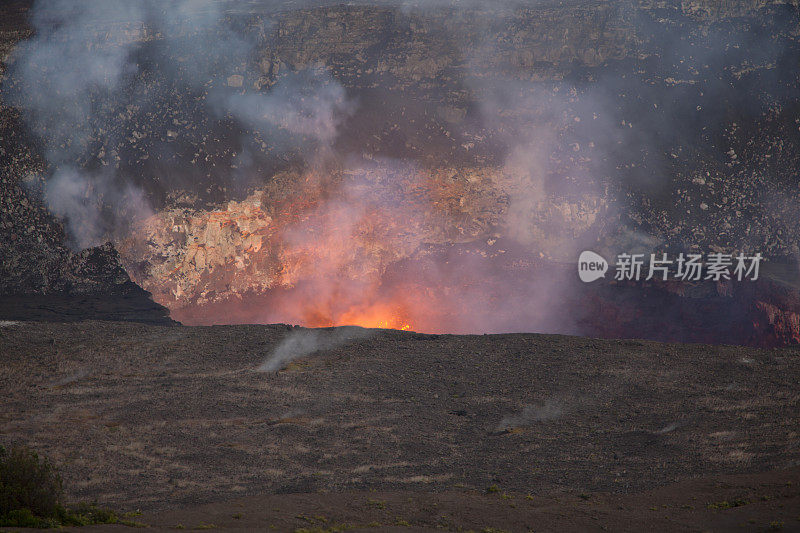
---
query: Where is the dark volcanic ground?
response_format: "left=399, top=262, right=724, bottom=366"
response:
left=1, top=321, right=799, bottom=521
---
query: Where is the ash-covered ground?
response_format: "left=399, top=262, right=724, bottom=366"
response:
left=1, top=320, right=799, bottom=530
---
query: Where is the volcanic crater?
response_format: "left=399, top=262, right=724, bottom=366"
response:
left=1, top=0, right=800, bottom=530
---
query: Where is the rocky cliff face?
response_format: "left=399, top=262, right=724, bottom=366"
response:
left=0, top=3, right=172, bottom=323
left=0, top=153, right=133, bottom=297
left=580, top=275, right=800, bottom=347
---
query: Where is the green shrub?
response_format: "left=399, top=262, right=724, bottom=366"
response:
left=0, top=445, right=121, bottom=528
left=0, top=445, right=63, bottom=520
left=0, top=508, right=60, bottom=528
left=57, top=502, right=118, bottom=526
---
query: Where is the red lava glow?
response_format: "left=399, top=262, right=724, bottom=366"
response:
left=304, top=301, right=413, bottom=331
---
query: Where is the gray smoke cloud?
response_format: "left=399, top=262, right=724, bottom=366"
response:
left=210, top=67, right=354, bottom=156
left=4, top=0, right=354, bottom=249
left=44, top=168, right=153, bottom=249
left=258, top=326, right=369, bottom=371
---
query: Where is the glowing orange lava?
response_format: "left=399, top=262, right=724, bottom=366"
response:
left=337, top=307, right=413, bottom=331
left=294, top=294, right=415, bottom=331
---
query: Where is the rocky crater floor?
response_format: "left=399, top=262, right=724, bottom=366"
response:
left=1, top=320, right=799, bottom=530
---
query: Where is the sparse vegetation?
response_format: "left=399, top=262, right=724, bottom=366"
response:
left=0, top=445, right=126, bottom=528
left=707, top=499, right=749, bottom=510
left=366, top=498, right=386, bottom=510
left=0, top=445, right=63, bottom=521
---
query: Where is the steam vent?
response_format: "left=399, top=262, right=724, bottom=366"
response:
left=2, top=1, right=800, bottom=530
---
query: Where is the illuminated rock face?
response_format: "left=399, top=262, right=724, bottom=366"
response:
left=117, top=164, right=607, bottom=329
left=120, top=192, right=276, bottom=308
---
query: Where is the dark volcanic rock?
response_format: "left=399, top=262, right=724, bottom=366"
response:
left=0, top=160, right=176, bottom=323
left=579, top=274, right=800, bottom=348
left=0, top=285, right=175, bottom=325
left=0, top=238, right=176, bottom=325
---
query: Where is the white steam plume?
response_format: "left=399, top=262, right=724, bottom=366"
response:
left=258, top=327, right=369, bottom=372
